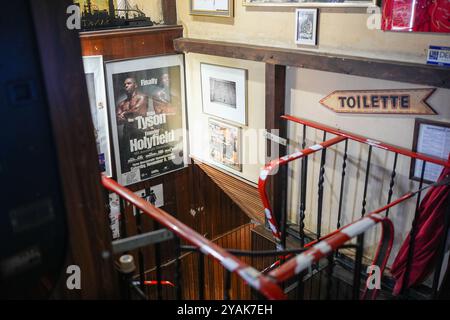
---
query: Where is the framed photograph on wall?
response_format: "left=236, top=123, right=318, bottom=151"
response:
left=105, top=54, right=188, bottom=186
left=295, top=8, right=318, bottom=46
left=190, top=0, right=234, bottom=17
left=409, top=118, right=450, bottom=184
left=208, top=118, right=242, bottom=172
left=201, top=63, right=247, bottom=126
left=82, top=55, right=113, bottom=177
left=243, top=0, right=376, bottom=7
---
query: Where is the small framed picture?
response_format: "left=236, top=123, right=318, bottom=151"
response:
left=190, top=0, right=234, bottom=17
left=201, top=63, right=247, bottom=126
left=295, top=8, right=318, bottom=46
left=409, top=118, right=450, bottom=184
left=208, top=118, right=242, bottom=172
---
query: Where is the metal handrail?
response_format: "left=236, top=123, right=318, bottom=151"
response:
left=258, top=136, right=347, bottom=247
left=265, top=178, right=449, bottom=297
left=257, top=115, right=450, bottom=299
left=267, top=206, right=395, bottom=295
left=282, top=115, right=450, bottom=168
left=102, top=175, right=286, bottom=300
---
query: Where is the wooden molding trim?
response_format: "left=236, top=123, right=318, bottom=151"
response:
left=174, top=38, right=450, bottom=89
left=79, top=25, right=183, bottom=39
left=194, top=160, right=265, bottom=225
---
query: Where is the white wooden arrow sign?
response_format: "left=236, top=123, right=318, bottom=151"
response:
left=320, top=88, right=437, bottom=115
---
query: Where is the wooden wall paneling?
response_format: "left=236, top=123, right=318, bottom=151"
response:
left=174, top=38, right=450, bottom=89
left=29, top=0, right=119, bottom=298
left=138, top=223, right=255, bottom=300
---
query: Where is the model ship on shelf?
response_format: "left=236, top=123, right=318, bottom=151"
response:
left=76, top=0, right=154, bottom=31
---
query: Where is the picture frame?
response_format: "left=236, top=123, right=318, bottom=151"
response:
left=409, top=118, right=450, bottom=184
left=105, top=54, right=188, bottom=186
left=208, top=118, right=242, bottom=172
left=243, top=0, right=376, bottom=7
left=295, top=8, right=318, bottom=46
left=201, top=63, right=247, bottom=126
left=190, top=0, right=234, bottom=17
left=82, top=55, right=113, bottom=177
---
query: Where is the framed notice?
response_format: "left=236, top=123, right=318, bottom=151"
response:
left=208, top=118, right=242, bottom=172
left=410, top=118, right=450, bottom=184
left=82, top=55, right=113, bottom=177
left=105, top=54, right=187, bottom=186
left=201, top=63, right=247, bottom=125
left=190, top=0, right=234, bottom=17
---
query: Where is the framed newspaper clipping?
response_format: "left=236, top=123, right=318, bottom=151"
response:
left=208, top=118, right=242, bottom=172
left=105, top=54, right=187, bottom=186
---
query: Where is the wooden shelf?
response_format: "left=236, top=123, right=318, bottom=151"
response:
left=174, top=38, right=450, bottom=89
left=80, top=25, right=183, bottom=61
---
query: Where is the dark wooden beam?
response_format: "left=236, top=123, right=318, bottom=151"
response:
left=174, top=38, right=450, bottom=89
left=30, top=0, right=119, bottom=299
left=162, top=0, right=177, bottom=25
left=266, top=64, right=288, bottom=247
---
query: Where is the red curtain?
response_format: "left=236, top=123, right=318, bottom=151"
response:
left=390, top=159, right=450, bottom=295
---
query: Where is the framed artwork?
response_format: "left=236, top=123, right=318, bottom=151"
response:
left=208, top=118, right=242, bottom=172
left=190, top=0, right=234, bottom=17
left=82, top=55, right=113, bottom=177
left=295, top=8, right=318, bottom=46
left=243, top=0, right=376, bottom=7
left=201, top=63, right=247, bottom=126
left=75, top=0, right=154, bottom=31
left=409, top=118, right=450, bottom=184
left=105, top=54, right=188, bottom=186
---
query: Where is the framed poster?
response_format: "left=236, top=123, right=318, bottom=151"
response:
left=190, top=0, right=234, bottom=17
left=105, top=54, right=187, bottom=186
left=295, top=8, right=318, bottom=46
left=208, top=118, right=242, bottom=172
left=410, top=118, right=450, bottom=184
left=243, top=0, right=376, bottom=7
left=82, top=55, right=113, bottom=177
left=201, top=63, right=247, bottom=125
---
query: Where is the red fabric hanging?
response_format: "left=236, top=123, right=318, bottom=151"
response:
left=382, top=0, right=450, bottom=33
left=390, top=156, right=450, bottom=295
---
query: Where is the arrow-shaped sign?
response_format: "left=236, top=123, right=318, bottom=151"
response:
left=320, top=88, right=437, bottom=115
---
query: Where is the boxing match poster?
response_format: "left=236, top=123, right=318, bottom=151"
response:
left=105, top=55, right=187, bottom=186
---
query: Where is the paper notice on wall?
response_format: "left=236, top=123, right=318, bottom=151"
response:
left=414, top=124, right=450, bottom=182
left=135, top=184, right=164, bottom=209
left=109, top=193, right=121, bottom=239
